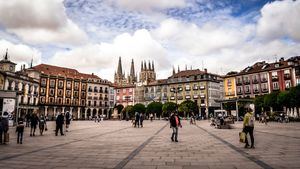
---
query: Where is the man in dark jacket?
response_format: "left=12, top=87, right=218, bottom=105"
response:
left=140, top=113, right=144, bottom=128
left=65, top=111, right=71, bottom=132
left=30, top=113, right=39, bottom=136
left=134, top=112, right=140, bottom=128
left=169, top=112, right=182, bottom=142
left=55, top=112, right=64, bottom=136
left=0, top=112, right=9, bottom=144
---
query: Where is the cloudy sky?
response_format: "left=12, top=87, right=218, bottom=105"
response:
left=0, top=0, right=300, bottom=81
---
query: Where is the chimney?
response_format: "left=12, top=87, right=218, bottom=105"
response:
left=204, top=68, right=207, bottom=73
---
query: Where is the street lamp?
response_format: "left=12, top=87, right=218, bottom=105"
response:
left=170, top=87, right=183, bottom=111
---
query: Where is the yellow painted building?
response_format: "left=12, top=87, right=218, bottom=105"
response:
left=223, top=74, right=237, bottom=99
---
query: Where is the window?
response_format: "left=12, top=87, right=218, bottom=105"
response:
left=41, top=78, right=47, bottom=86
left=88, top=101, right=91, bottom=106
left=66, top=81, right=72, bottom=89
left=74, top=91, right=78, bottom=97
left=245, top=86, right=250, bottom=93
left=82, top=84, right=86, bottom=90
left=58, top=81, right=64, bottom=88
left=40, top=88, right=46, bottom=95
left=50, top=89, right=55, bottom=96
left=273, top=82, right=279, bottom=90
left=227, top=79, right=231, bottom=86
left=50, top=80, right=55, bottom=87
left=66, top=90, right=71, bottom=97
left=74, top=82, right=79, bottom=90
left=94, top=101, right=97, bottom=106
left=94, top=86, right=98, bottom=92
left=58, top=89, right=63, bottom=96
left=88, top=86, right=92, bottom=92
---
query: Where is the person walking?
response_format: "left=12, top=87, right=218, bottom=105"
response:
left=170, top=112, right=182, bottom=142
left=0, top=112, right=9, bottom=144
left=150, top=113, right=154, bottom=122
left=243, top=108, right=255, bottom=149
left=25, top=113, right=30, bottom=127
left=134, top=112, right=140, bottom=128
left=140, top=113, right=144, bottom=128
left=16, top=118, right=25, bottom=144
left=30, top=113, right=39, bottom=136
left=55, top=112, right=64, bottom=136
left=39, top=115, right=47, bottom=135
left=65, top=111, right=71, bottom=132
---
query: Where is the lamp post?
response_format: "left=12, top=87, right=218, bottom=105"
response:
left=170, top=87, right=183, bottom=112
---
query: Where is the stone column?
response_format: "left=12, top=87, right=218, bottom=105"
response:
left=96, top=108, right=99, bottom=117
left=45, top=106, right=48, bottom=117
left=54, top=106, right=57, bottom=117
left=62, top=107, right=65, bottom=113
left=85, top=108, right=87, bottom=120
left=77, top=107, right=81, bottom=120
left=70, top=107, right=73, bottom=118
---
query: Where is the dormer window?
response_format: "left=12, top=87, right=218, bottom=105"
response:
left=275, top=63, right=280, bottom=68
left=262, top=64, right=268, bottom=69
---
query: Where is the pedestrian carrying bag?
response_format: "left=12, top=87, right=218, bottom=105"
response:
left=4, top=133, right=9, bottom=143
left=239, top=132, right=245, bottom=143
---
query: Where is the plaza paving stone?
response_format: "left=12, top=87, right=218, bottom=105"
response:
left=0, top=120, right=299, bottom=169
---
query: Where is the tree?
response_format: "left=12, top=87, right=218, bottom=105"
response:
left=124, top=105, right=134, bottom=119
left=115, top=104, right=124, bottom=114
left=264, top=92, right=279, bottom=112
left=178, top=100, right=199, bottom=117
left=146, top=102, right=163, bottom=118
left=289, top=85, right=300, bottom=117
left=254, top=95, right=265, bottom=115
left=162, top=102, right=177, bottom=117
left=277, top=91, right=291, bottom=113
left=222, top=102, right=236, bottom=115
left=133, top=103, right=146, bottom=114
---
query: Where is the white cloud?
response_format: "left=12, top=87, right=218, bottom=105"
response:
left=0, top=0, right=87, bottom=45
left=257, top=0, right=300, bottom=42
left=110, top=0, right=186, bottom=12
left=0, top=39, right=42, bottom=70
left=49, top=29, right=169, bottom=80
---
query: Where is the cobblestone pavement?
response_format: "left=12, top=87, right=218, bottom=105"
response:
left=0, top=120, right=299, bottom=169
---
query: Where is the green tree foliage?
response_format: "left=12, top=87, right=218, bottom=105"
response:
left=115, top=104, right=124, bottom=114
left=124, top=105, right=134, bottom=118
left=277, top=91, right=291, bottom=108
left=178, top=100, right=199, bottom=117
left=162, top=102, right=177, bottom=117
left=146, top=102, right=163, bottom=118
left=264, top=92, right=279, bottom=110
left=133, top=103, right=146, bottom=114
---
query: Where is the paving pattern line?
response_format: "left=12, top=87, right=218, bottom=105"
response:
left=114, top=122, right=169, bottom=169
left=195, top=125, right=274, bottom=169
left=255, top=130, right=300, bottom=139
left=0, top=126, right=131, bottom=161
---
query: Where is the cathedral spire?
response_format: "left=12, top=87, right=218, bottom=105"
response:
left=148, top=60, right=151, bottom=71
left=178, top=65, right=180, bottom=73
left=4, top=48, right=8, bottom=60
left=144, top=61, right=147, bottom=70
left=152, top=61, right=154, bottom=71
left=173, top=66, right=175, bottom=75
left=30, top=56, right=33, bottom=68
left=117, top=56, right=123, bottom=75
left=130, top=59, right=135, bottom=77
left=141, top=61, right=144, bottom=71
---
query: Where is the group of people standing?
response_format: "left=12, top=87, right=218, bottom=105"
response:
left=133, top=112, right=144, bottom=128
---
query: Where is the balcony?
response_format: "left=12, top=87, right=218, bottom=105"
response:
left=236, top=81, right=242, bottom=86
left=100, top=90, right=103, bottom=93
left=200, top=95, right=205, bottom=98
left=193, top=86, right=198, bottom=90
left=261, top=78, right=268, bottom=83
left=104, top=97, right=109, bottom=101
left=193, top=95, right=199, bottom=99
left=200, top=103, right=206, bottom=107
left=185, top=87, right=191, bottom=91
left=185, top=95, right=191, bottom=99
left=88, top=89, right=93, bottom=92
left=244, top=81, right=250, bottom=85
left=237, top=90, right=243, bottom=95
left=199, top=86, right=205, bottom=90
left=272, top=76, right=278, bottom=81
left=244, top=90, right=251, bottom=94
left=262, top=88, right=269, bottom=93
left=253, top=89, right=260, bottom=94
left=252, top=79, right=259, bottom=84
left=170, top=96, right=175, bottom=100
left=178, top=96, right=183, bottom=100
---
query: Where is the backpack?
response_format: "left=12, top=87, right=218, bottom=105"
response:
left=248, top=115, right=254, bottom=127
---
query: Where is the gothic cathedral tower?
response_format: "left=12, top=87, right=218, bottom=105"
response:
left=139, top=60, right=156, bottom=84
